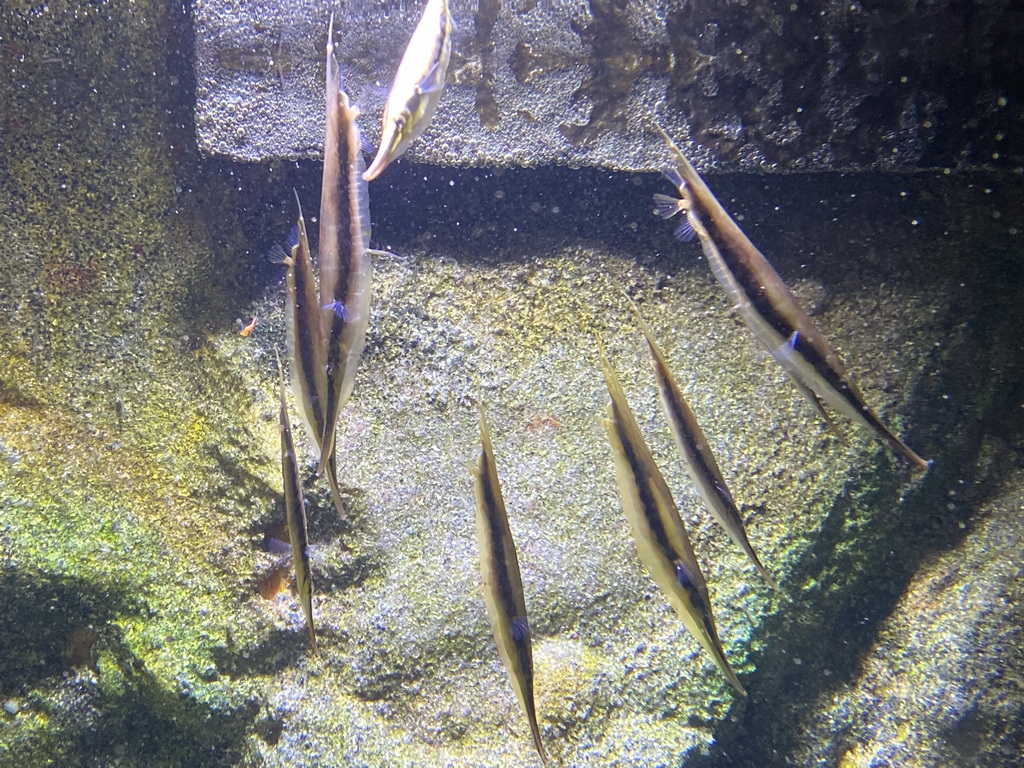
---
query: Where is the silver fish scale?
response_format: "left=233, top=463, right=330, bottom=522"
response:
left=192, top=0, right=1021, bottom=172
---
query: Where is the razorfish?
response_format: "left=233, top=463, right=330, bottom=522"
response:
left=363, top=0, right=452, bottom=181
left=629, top=299, right=778, bottom=590
left=653, top=124, right=929, bottom=470
left=276, top=351, right=318, bottom=655
left=316, top=13, right=373, bottom=480
left=283, top=194, right=345, bottom=517
left=599, top=342, right=746, bottom=696
left=473, top=405, right=550, bottom=767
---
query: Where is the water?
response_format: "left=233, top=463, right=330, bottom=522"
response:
left=1, top=2, right=1022, bottom=767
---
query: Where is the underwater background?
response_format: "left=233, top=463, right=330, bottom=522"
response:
left=1, top=2, right=1022, bottom=767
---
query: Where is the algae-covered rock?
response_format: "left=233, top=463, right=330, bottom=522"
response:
left=2, top=1, right=1024, bottom=766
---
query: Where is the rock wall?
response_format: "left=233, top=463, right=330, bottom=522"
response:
left=193, top=0, right=1023, bottom=171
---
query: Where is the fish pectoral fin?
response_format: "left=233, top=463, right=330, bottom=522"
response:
left=416, top=60, right=445, bottom=94
left=673, top=219, right=697, bottom=242
left=772, top=330, right=800, bottom=360
left=267, top=537, right=292, bottom=556
left=322, top=300, right=346, bottom=320
left=652, top=193, right=682, bottom=219
left=674, top=560, right=695, bottom=589
left=510, top=615, right=530, bottom=642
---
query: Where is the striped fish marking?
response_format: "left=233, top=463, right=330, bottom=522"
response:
left=474, top=405, right=550, bottom=766
left=599, top=342, right=745, bottom=696
left=276, top=351, right=318, bottom=655
left=629, top=299, right=778, bottom=590
left=316, top=13, right=373, bottom=480
left=654, top=124, right=929, bottom=470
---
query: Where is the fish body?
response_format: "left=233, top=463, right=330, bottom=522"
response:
left=473, top=405, right=550, bottom=767
left=317, top=14, right=373, bottom=479
left=630, top=300, right=777, bottom=590
left=283, top=196, right=346, bottom=517
left=363, top=0, right=452, bottom=181
left=285, top=197, right=328, bottom=456
left=654, top=125, right=928, bottom=470
left=276, top=352, right=318, bottom=655
left=599, top=344, right=745, bottom=695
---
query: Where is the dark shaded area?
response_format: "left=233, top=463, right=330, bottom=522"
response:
left=209, top=626, right=319, bottom=681
left=0, top=568, right=256, bottom=767
left=662, top=0, right=1024, bottom=171
left=682, top=183, right=1024, bottom=766
left=0, top=568, right=137, bottom=691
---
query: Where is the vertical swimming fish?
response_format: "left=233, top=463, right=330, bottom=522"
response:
left=283, top=194, right=346, bottom=517
left=316, top=14, right=373, bottom=479
left=629, top=299, right=778, bottom=590
left=599, top=342, right=746, bottom=696
left=473, top=405, right=550, bottom=767
left=363, top=0, right=453, bottom=181
left=653, top=124, right=929, bottom=470
left=276, top=351, right=318, bottom=655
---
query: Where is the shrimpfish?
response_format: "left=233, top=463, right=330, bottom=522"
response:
left=630, top=299, right=777, bottom=590
left=283, top=195, right=345, bottom=518
left=599, top=341, right=745, bottom=696
left=473, top=404, right=550, bottom=767
left=316, top=13, right=373, bottom=480
left=276, top=351, right=318, bottom=655
left=653, top=124, right=929, bottom=470
left=363, top=0, right=452, bottom=181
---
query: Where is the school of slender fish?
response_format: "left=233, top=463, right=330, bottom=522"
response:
left=263, top=8, right=932, bottom=764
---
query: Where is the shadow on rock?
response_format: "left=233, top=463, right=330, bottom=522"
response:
left=0, top=569, right=256, bottom=767
left=686, top=217, right=1024, bottom=768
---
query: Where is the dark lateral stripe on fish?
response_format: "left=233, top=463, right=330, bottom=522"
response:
left=655, top=125, right=928, bottom=469
left=285, top=196, right=327, bottom=446
left=276, top=352, right=318, bottom=655
left=631, top=302, right=777, bottom=589
left=599, top=345, right=745, bottom=695
left=284, top=194, right=346, bottom=517
left=476, top=428, right=527, bottom=630
left=608, top=400, right=688, bottom=575
left=474, top=406, right=550, bottom=767
left=317, top=13, right=372, bottom=478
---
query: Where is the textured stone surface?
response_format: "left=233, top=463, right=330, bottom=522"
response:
left=192, top=0, right=1024, bottom=171
left=2, top=1, right=1024, bottom=765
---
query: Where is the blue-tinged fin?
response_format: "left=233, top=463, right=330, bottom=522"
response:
left=511, top=615, right=530, bottom=643
left=417, top=60, right=444, bottom=94
left=652, top=193, right=682, bottom=219
left=323, top=300, right=346, bottom=321
left=662, top=167, right=685, bottom=189
left=674, top=219, right=697, bottom=243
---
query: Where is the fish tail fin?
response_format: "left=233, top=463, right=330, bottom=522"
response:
left=742, top=540, right=779, bottom=592
left=865, top=409, right=931, bottom=470
left=267, top=242, right=291, bottom=265
left=325, top=448, right=346, bottom=518
left=529, top=715, right=551, bottom=767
